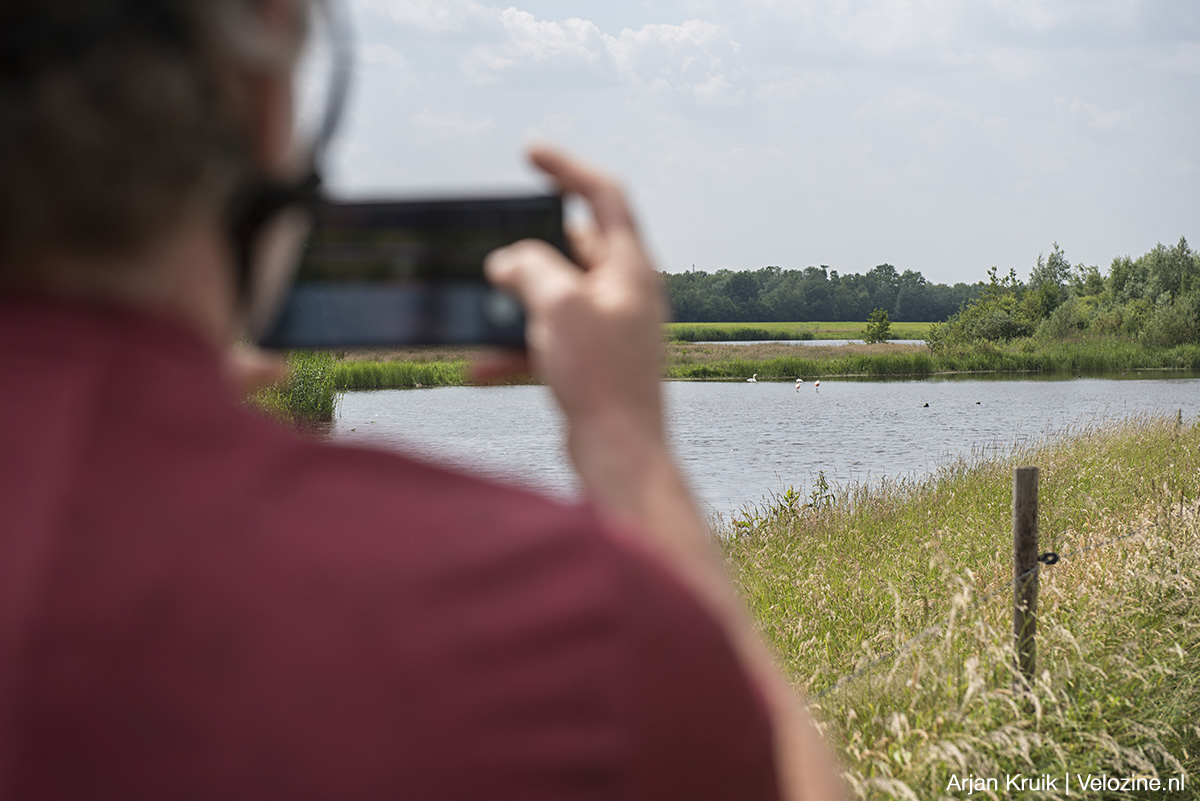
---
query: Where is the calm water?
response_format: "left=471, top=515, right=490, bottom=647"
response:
left=693, top=339, right=924, bottom=346
left=333, top=375, right=1200, bottom=516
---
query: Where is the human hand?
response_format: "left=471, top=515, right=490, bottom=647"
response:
left=485, top=148, right=847, bottom=801
left=223, top=343, right=287, bottom=400
left=480, top=145, right=670, bottom=510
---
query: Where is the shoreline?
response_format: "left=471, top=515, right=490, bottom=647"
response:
left=330, top=339, right=1200, bottom=390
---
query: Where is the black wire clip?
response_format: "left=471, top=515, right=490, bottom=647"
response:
left=1038, top=552, right=1060, bottom=565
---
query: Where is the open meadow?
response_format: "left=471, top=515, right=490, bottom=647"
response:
left=721, top=415, right=1200, bottom=799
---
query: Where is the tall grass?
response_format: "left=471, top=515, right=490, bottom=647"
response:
left=666, top=321, right=932, bottom=341
left=250, top=350, right=340, bottom=426
left=667, top=338, right=1200, bottom=380
left=325, top=336, right=1200, bottom=391
left=667, top=349, right=936, bottom=379
left=721, top=417, right=1200, bottom=798
left=332, top=360, right=468, bottom=390
left=670, top=325, right=815, bottom=342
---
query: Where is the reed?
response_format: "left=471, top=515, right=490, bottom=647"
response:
left=249, top=350, right=340, bottom=426
left=720, top=416, right=1200, bottom=798
left=332, top=360, right=469, bottom=390
left=320, top=339, right=1200, bottom=391
left=666, top=321, right=932, bottom=341
left=670, top=324, right=815, bottom=342
left=666, top=338, right=1200, bottom=380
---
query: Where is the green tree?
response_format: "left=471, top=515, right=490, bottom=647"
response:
left=864, top=307, right=892, bottom=343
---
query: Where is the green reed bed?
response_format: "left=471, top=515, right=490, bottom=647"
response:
left=332, top=360, right=469, bottom=391
left=309, top=336, right=1200, bottom=393
left=667, top=338, right=1200, bottom=380
left=670, top=324, right=815, bottom=342
left=666, top=320, right=932, bottom=342
left=249, top=350, right=341, bottom=426
left=721, top=416, right=1200, bottom=799
left=667, top=351, right=935, bottom=380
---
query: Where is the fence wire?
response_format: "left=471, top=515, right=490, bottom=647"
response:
left=810, top=518, right=1159, bottom=701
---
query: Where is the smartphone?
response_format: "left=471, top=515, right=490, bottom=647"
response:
left=256, top=194, right=566, bottom=349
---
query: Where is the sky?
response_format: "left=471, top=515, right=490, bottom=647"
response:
left=318, top=0, right=1199, bottom=285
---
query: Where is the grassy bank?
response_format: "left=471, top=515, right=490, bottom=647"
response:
left=667, top=338, right=1200, bottom=380
left=721, top=416, right=1200, bottom=798
left=667, top=320, right=932, bottom=341
left=328, top=337, right=1200, bottom=393
left=258, top=337, right=1200, bottom=423
left=332, top=359, right=468, bottom=390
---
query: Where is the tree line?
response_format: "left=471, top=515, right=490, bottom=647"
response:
left=929, top=237, right=1200, bottom=350
left=661, top=263, right=983, bottom=323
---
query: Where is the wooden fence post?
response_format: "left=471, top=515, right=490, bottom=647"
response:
left=1012, top=466, right=1039, bottom=690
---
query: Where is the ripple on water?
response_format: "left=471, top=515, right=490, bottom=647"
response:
left=333, top=375, right=1200, bottom=516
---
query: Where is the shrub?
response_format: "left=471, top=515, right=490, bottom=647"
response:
left=1139, top=295, right=1200, bottom=348
left=864, top=308, right=892, bottom=343
left=1034, top=297, right=1087, bottom=341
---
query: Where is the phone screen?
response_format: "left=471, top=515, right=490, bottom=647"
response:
left=257, top=195, right=565, bottom=348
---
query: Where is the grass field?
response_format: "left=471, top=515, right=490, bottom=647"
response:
left=667, top=321, right=932, bottom=341
left=721, top=416, right=1200, bottom=798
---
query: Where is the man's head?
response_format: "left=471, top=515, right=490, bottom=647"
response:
left=0, top=0, right=308, bottom=272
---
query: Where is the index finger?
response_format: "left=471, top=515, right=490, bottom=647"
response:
left=528, top=145, right=637, bottom=237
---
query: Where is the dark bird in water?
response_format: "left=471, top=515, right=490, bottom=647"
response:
left=975, top=401, right=981, bottom=405
left=922, top=403, right=929, bottom=408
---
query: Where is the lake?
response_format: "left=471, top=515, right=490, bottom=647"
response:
left=692, top=339, right=924, bottom=346
left=332, top=375, right=1200, bottom=517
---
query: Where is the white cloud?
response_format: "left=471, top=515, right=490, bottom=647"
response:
left=853, top=87, right=1014, bottom=184
left=458, top=12, right=742, bottom=106
left=1057, top=98, right=1138, bottom=132
left=986, top=0, right=1062, bottom=33
left=411, top=110, right=495, bottom=135
left=691, top=74, right=744, bottom=107
left=753, top=68, right=844, bottom=109
left=357, top=44, right=418, bottom=91
left=605, top=20, right=732, bottom=82
left=335, top=0, right=1199, bottom=283
left=462, top=11, right=607, bottom=82
left=525, top=111, right=584, bottom=140
left=370, top=0, right=489, bottom=33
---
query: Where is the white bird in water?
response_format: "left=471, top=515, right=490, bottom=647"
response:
left=815, top=379, right=821, bottom=392
left=747, top=373, right=758, bottom=383
left=795, top=378, right=802, bottom=392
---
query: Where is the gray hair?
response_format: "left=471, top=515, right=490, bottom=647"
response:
left=0, top=0, right=308, bottom=266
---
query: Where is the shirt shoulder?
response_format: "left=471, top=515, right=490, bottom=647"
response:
left=612, top=539, right=783, bottom=801
left=1, top=299, right=781, bottom=800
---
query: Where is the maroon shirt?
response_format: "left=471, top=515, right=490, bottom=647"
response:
left=0, top=295, right=780, bottom=801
